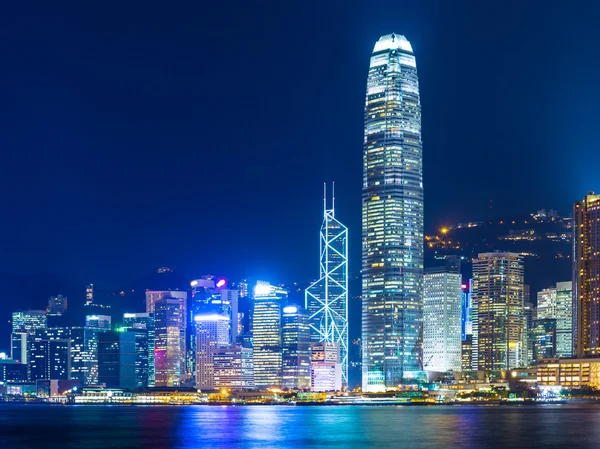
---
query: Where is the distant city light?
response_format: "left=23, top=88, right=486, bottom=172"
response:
left=461, top=284, right=467, bottom=289
left=194, top=314, right=229, bottom=322
left=254, top=282, right=272, bottom=297
left=283, top=306, right=298, bottom=314
left=190, top=280, right=199, bottom=287
left=216, top=279, right=226, bottom=288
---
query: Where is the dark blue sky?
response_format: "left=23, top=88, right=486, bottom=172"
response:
left=0, top=1, right=599, bottom=288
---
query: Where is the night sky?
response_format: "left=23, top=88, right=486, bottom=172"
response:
left=1, top=1, right=599, bottom=289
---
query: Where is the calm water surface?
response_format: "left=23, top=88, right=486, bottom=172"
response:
left=1, top=404, right=599, bottom=448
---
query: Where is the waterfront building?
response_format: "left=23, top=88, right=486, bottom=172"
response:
left=362, top=33, right=424, bottom=391
left=537, top=358, right=600, bottom=388
left=0, top=360, right=28, bottom=382
left=555, top=281, right=573, bottom=358
left=97, top=331, right=136, bottom=390
left=573, top=193, right=600, bottom=358
left=194, top=313, right=230, bottom=389
left=305, top=186, right=348, bottom=385
left=153, top=295, right=186, bottom=387
left=310, top=342, right=342, bottom=392
left=122, top=313, right=155, bottom=387
left=29, top=337, right=71, bottom=381
left=423, top=267, right=462, bottom=373
left=213, top=345, right=255, bottom=391
left=253, top=282, right=286, bottom=389
left=12, top=310, right=47, bottom=333
left=472, top=252, right=525, bottom=370
left=11, top=332, right=28, bottom=364
left=47, top=295, right=68, bottom=316
left=281, top=305, right=311, bottom=389
left=533, top=319, right=557, bottom=361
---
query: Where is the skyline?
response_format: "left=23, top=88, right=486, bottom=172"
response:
left=1, top=2, right=599, bottom=289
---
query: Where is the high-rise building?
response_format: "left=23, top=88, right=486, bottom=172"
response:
left=253, top=282, right=286, bottom=389
left=11, top=332, right=28, bottom=364
left=423, top=268, right=462, bottom=373
left=523, top=294, right=536, bottom=367
left=83, top=318, right=112, bottom=385
left=36, top=327, right=87, bottom=384
left=281, top=305, right=311, bottom=389
left=194, top=313, right=230, bottom=389
left=123, top=313, right=155, bottom=387
left=310, top=342, right=342, bottom=392
left=47, top=295, right=68, bottom=316
left=97, top=330, right=137, bottom=390
left=555, top=281, right=573, bottom=358
left=85, top=315, right=112, bottom=329
left=153, top=295, right=186, bottom=387
left=213, top=345, right=254, bottom=391
left=461, top=279, right=473, bottom=340
left=305, top=185, right=348, bottom=385
left=472, top=252, right=525, bottom=371
left=29, top=337, right=71, bottom=381
left=461, top=335, right=473, bottom=373
left=537, top=288, right=557, bottom=319
left=533, top=318, right=557, bottom=361
left=362, top=33, right=424, bottom=391
left=12, top=310, right=47, bottom=334
left=573, top=193, right=600, bottom=358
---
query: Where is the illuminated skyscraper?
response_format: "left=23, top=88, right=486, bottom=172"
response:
left=555, top=281, right=573, bottom=358
left=362, top=33, right=423, bottom=391
left=194, top=313, right=230, bottom=389
left=305, top=185, right=348, bottom=384
left=253, top=282, right=286, bottom=389
left=573, top=193, right=600, bottom=358
left=472, top=252, right=525, bottom=370
left=153, top=295, right=186, bottom=386
left=423, top=268, right=462, bottom=373
left=281, top=305, right=311, bottom=389
left=123, top=312, right=155, bottom=387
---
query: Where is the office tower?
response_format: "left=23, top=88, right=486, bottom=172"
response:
left=533, top=319, right=557, bottom=361
left=362, top=33, right=424, bottom=391
left=46, top=295, right=68, bottom=316
left=213, top=345, right=255, bottom=391
left=423, top=267, right=462, bottom=373
left=29, top=337, right=71, bottom=381
left=555, top=281, right=573, bottom=358
left=461, top=335, right=473, bottom=373
left=253, top=283, right=287, bottom=389
left=85, top=283, right=94, bottom=306
left=153, top=295, right=186, bottom=386
left=472, top=252, right=525, bottom=370
left=574, top=193, right=600, bottom=358
left=310, top=342, right=342, bottom=392
left=97, top=331, right=137, bottom=390
left=281, top=305, right=311, bottom=389
left=305, top=185, right=349, bottom=385
left=537, top=288, right=557, bottom=319
left=523, top=299, right=535, bottom=366
left=461, top=280, right=473, bottom=340
left=36, top=327, right=87, bottom=384
left=123, top=313, right=155, bottom=387
left=146, top=290, right=188, bottom=316
left=12, top=310, right=47, bottom=333
left=11, top=333, right=28, bottom=364
left=86, top=315, right=111, bottom=329
left=194, top=313, right=230, bottom=389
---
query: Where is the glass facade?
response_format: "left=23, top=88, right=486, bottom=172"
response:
left=305, top=189, right=348, bottom=384
left=573, top=193, right=600, bottom=358
left=472, top=252, right=525, bottom=370
left=423, top=269, right=462, bottom=373
left=153, top=296, right=186, bottom=387
left=555, top=281, right=573, bottom=358
left=194, top=313, right=230, bottom=389
left=362, top=33, right=423, bottom=391
left=123, top=313, right=155, bottom=387
left=281, top=306, right=311, bottom=389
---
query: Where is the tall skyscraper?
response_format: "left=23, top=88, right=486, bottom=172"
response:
left=153, top=295, right=186, bottom=387
left=305, top=185, right=348, bottom=384
left=555, top=281, right=573, bottom=358
left=123, top=312, right=155, bottom=387
left=29, top=337, right=71, bottom=381
left=97, top=330, right=137, bottom=390
left=573, top=193, right=600, bottom=358
left=362, top=33, right=423, bottom=391
left=194, top=313, right=230, bottom=389
left=253, top=282, right=286, bottom=389
left=537, top=288, right=557, bottom=319
left=281, top=305, right=311, bottom=389
left=472, top=252, right=525, bottom=370
left=422, top=267, right=462, bottom=373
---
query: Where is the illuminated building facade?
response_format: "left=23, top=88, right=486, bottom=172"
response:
left=123, top=313, right=155, bottom=387
left=537, top=287, right=557, bottom=320
left=537, top=358, right=600, bottom=388
left=29, top=337, right=71, bottom=381
left=472, top=252, right=525, bottom=370
left=555, top=281, right=573, bottom=358
left=305, top=186, right=348, bottom=385
left=213, top=345, right=255, bottom=391
left=153, top=295, right=186, bottom=386
left=36, top=327, right=87, bottom=384
left=85, top=315, right=111, bottom=329
left=12, top=310, right=47, bottom=333
left=423, top=268, right=462, bottom=373
left=573, top=193, right=600, bottom=358
left=310, top=342, right=342, bottom=391
left=362, top=33, right=424, bottom=391
left=533, top=318, right=557, bottom=361
left=194, top=313, right=230, bottom=389
left=253, top=283, right=286, bottom=389
left=281, top=305, right=311, bottom=389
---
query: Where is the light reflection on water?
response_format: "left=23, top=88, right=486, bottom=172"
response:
left=2, top=404, right=600, bottom=448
